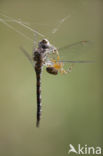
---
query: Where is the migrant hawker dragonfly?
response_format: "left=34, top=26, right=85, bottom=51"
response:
left=0, top=11, right=94, bottom=127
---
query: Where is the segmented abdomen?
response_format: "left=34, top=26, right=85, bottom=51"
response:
left=35, top=65, right=42, bottom=127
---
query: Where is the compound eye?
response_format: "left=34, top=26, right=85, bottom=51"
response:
left=42, top=39, right=47, bottom=44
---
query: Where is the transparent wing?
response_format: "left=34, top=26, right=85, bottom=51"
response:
left=0, top=11, right=95, bottom=67
left=45, top=40, right=94, bottom=74
left=0, top=11, right=45, bottom=51
left=0, top=11, right=45, bottom=37
left=20, top=46, right=33, bottom=64
left=57, top=60, right=95, bottom=63
left=46, top=40, right=94, bottom=64
left=58, top=40, right=93, bottom=61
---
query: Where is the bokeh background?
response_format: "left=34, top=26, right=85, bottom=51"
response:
left=0, top=0, right=102, bottom=156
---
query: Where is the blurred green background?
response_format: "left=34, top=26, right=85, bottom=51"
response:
left=0, top=0, right=102, bottom=156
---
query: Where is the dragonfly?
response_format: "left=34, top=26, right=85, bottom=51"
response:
left=0, top=11, right=94, bottom=127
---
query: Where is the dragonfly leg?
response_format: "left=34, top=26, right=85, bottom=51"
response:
left=49, top=51, right=74, bottom=75
left=59, top=64, right=74, bottom=74
left=67, top=64, right=74, bottom=73
left=60, top=69, right=67, bottom=74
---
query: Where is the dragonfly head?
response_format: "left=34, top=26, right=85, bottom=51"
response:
left=38, top=39, right=56, bottom=52
left=38, top=39, right=50, bottom=49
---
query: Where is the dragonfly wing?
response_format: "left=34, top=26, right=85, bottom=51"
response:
left=57, top=60, right=95, bottom=63
left=58, top=40, right=91, bottom=51
left=20, top=46, right=34, bottom=66
left=45, top=40, right=94, bottom=74
left=57, top=40, right=93, bottom=61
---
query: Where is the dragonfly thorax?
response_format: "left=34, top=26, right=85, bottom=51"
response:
left=33, top=50, right=46, bottom=62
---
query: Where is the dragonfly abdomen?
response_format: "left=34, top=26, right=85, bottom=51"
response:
left=35, top=63, right=42, bottom=127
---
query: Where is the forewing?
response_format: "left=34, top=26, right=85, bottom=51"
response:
left=57, top=40, right=93, bottom=61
